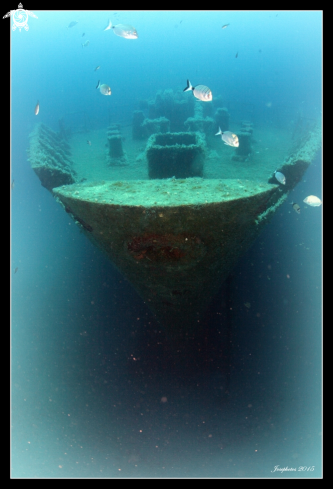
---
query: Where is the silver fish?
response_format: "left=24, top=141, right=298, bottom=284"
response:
left=104, top=19, right=138, bottom=39
left=68, top=21, right=78, bottom=28
left=82, top=40, right=90, bottom=47
left=215, top=127, right=239, bottom=148
left=34, top=100, right=39, bottom=115
left=96, top=80, right=111, bottom=96
left=222, top=24, right=230, bottom=29
left=94, top=66, right=100, bottom=71
left=274, top=170, right=286, bottom=185
left=183, top=80, right=212, bottom=102
left=291, top=202, right=300, bottom=214
left=303, top=195, right=322, bottom=207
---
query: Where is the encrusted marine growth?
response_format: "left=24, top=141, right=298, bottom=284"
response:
left=107, top=124, right=127, bottom=166
left=214, top=107, right=230, bottom=131
left=127, top=232, right=205, bottom=263
left=147, top=88, right=194, bottom=132
left=184, top=101, right=214, bottom=136
left=232, top=131, right=252, bottom=160
left=29, top=112, right=321, bottom=344
left=267, top=120, right=322, bottom=190
left=53, top=178, right=286, bottom=341
left=141, top=117, right=170, bottom=137
left=184, top=116, right=214, bottom=135
left=146, top=132, right=206, bottom=179
left=135, top=88, right=229, bottom=139
left=27, top=123, right=76, bottom=192
left=132, top=110, right=145, bottom=139
left=232, top=122, right=254, bottom=162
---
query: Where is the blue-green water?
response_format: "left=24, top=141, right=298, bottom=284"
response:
left=11, top=10, right=322, bottom=478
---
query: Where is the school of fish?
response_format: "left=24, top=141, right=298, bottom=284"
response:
left=33, top=16, right=322, bottom=224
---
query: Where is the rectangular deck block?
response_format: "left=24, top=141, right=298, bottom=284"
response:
left=146, top=132, right=206, bottom=179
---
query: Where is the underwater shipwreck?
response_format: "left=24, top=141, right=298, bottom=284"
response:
left=27, top=88, right=322, bottom=344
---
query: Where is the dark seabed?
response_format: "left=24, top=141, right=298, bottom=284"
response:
left=11, top=10, right=322, bottom=478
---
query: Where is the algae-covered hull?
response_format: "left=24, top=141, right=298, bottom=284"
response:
left=29, top=116, right=321, bottom=342
left=53, top=178, right=284, bottom=340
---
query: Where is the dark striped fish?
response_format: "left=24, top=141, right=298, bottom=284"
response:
left=96, top=80, right=111, bottom=96
left=183, top=80, right=212, bottom=102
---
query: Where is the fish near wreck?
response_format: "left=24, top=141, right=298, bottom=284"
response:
left=183, top=79, right=212, bottom=102
left=215, top=127, right=239, bottom=148
left=274, top=170, right=286, bottom=185
left=303, top=195, right=322, bottom=207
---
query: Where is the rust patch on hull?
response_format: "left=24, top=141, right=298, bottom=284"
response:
left=127, top=233, right=206, bottom=264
